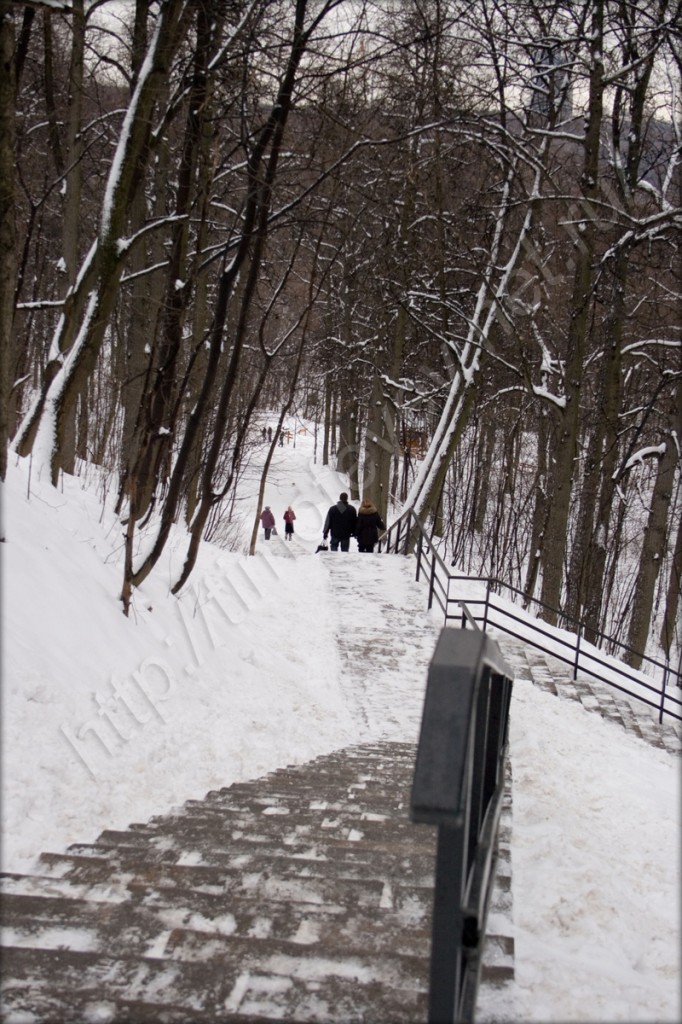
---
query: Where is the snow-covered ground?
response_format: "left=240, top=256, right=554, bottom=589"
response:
left=2, top=424, right=680, bottom=1022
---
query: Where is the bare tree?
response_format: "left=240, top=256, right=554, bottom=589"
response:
left=0, top=1, right=17, bottom=481
left=13, top=0, right=192, bottom=482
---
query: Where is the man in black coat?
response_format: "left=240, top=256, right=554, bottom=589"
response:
left=323, top=493, right=357, bottom=552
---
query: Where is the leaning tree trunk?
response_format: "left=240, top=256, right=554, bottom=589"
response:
left=12, top=0, right=189, bottom=484
left=404, top=125, right=549, bottom=526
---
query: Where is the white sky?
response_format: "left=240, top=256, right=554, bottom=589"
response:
left=2, top=420, right=680, bottom=1022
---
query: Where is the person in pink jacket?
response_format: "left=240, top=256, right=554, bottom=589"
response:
left=283, top=506, right=296, bottom=541
left=260, top=506, right=276, bottom=540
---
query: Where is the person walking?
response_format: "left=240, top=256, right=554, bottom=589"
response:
left=355, top=498, right=385, bottom=552
left=283, top=506, right=296, bottom=541
left=322, top=492, right=357, bottom=552
left=260, top=506, right=276, bottom=540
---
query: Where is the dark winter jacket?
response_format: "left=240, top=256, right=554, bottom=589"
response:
left=355, top=502, right=385, bottom=547
left=323, top=500, right=357, bottom=541
left=260, top=507, right=276, bottom=529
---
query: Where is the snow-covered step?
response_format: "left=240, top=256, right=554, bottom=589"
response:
left=1, top=739, right=514, bottom=1022
left=0, top=942, right=430, bottom=1023
left=498, top=635, right=681, bottom=753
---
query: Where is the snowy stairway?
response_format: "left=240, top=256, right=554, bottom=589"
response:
left=0, top=740, right=513, bottom=1023
left=499, top=636, right=681, bottom=754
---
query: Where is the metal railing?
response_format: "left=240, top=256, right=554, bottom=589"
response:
left=379, top=510, right=682, bottom=724
left=412, top=628, right=513, bottom=1024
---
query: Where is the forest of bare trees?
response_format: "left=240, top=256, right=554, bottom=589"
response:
left=1, top=0, right=680, bottom=674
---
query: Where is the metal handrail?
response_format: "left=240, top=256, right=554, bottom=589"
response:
left=379, top=510, right=681, bottom=724
left=412, top=628, right=513, bottom=1023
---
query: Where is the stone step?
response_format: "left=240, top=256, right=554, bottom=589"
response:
left=1, top=876, right=510, bottom=1022
left=118, top=814, right=434, bottom=858
left=88, top=825, right=434, bottom=861
left=0, top=943, right=429, bottom=1023
left=211, top=774, right=415, bottom=803
left=139, top=798, right=413, bottom=832
left=0, top=891, right=167, bottom=957
left=0, top=883, right=431, bottom=959
left=191, top=781, right=414, bottom=810
left=2, top=989, right=275, bottom=1024
left=64, top=837, right=439, bottom=893
left=54, top=813, right=437, bottom=865
left=34, top=851, right=425, bottom=914
left=0, top=875, right=436, bottom=959
left=0, top=870, right=131, bottom=904
left=69, top=831, right=435, bottom=869
left=58, top=843, right=437, bottom=891
left=1, top=735, right=515, bottom=1022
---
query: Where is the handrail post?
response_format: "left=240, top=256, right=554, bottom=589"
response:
left=659, top=661, right=669, bottom=725
left=416, top=530, right=424, bottom=582
left=429, top=824, right=465, bottom=1023
left=428, top=551, right=437, bottom=611
left=404, top=514, right=412, bottom=555
left=573, top=623, right=582, bottom=681
left=483, top=580, right=491, bottom=632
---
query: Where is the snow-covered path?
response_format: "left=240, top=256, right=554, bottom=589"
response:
left=321, top=555, right=442, bottom=743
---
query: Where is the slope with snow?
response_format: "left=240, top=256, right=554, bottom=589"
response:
left=1, top=426, right=680, bottom=1022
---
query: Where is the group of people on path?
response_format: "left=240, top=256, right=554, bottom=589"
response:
left=260, top=505, right=296, bottom=541
left=323, top=493, right=385, bottom=553
left=259, top=492, right=385, bottom=552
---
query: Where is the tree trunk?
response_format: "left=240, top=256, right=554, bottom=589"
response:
left=0, top=3, right=16, bottom=481
left=581, top=252, right=627, bottom=641
left=337, top=389, right=358, bottom=490
left=540, top=0, right=604, bottom=622
left=322, top=371, right=332, bottom=466
left=363, top=369, right=394, bottom=519
left=522, top=409, right=549, bottom=607
left=659, top=505, right=682, bottom=663
left=627, top=437, right=679, bottom=668
left=126, top=0, right=214, bottom=525
left=13, top=0, right=189, bottom=484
